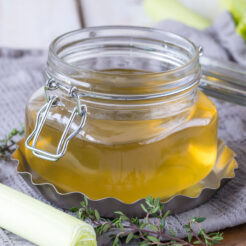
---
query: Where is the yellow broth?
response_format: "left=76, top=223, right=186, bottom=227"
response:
left=25, top=87, right=217, bottom=203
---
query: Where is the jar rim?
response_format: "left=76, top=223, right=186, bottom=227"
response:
left=49, top=25, right=199, bottom=77
left=47, top=26, right=200, bottom=101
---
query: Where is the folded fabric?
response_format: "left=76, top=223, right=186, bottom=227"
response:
left=157, top=12, right=246, bottom=66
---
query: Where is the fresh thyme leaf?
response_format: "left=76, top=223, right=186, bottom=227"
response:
left=69, top=207, right=79, bottom=212
left=94, top=209, right=100, bottom=221
left=147, top=235, right=159, bottom=242
left=194, top=217, right=206, bottom=223
left=126, top=232, right=134, bottom=244
left=148, top=223, right=158, bottom=232
left=0, top=125, right=24, bottom=160
left=188, top=232, right=193, bottom=243
left=193, top=241, right=202, bottom=245
left=71, top=196, right=224, bottom=246
left=169, top=227, right=176, bottom=237
left=112, top=236, right=119, bottom=246
left=140, top=204, right=148, bottom=213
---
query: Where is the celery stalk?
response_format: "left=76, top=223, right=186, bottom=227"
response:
left=0, top=183, right=96, bottom=246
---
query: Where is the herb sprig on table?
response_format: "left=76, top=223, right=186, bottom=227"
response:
left=71, top=196, right=223, bottom=246
left=0, top=126, right=24, bottom=160
left=0, top=128, right=223, bottom=245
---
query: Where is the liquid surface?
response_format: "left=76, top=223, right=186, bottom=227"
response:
left=25, top=90, right=218, bottom=203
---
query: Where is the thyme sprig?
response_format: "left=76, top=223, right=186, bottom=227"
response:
left=0, top=125, right=24, bottom=160
left=71, top=196, right=223, bottom=246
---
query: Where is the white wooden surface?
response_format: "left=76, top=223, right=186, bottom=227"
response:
left=0, top=0, right=223, bottom=49
left=81, top=0, right=152, bottom=27
left=0, top=0, right=80, bottom=49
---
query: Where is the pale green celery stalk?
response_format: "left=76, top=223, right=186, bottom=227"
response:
left=144, top=0, right=211, bottom=29
left=0, top=183, right=96, bottom=246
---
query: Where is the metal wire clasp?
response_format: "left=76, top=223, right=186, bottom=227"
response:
left=25, top=78, right=87, bottom=161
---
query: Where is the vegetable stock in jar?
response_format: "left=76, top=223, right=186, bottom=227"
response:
left=25, top=27, right=218, bottom=203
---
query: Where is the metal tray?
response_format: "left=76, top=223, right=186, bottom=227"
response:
left=12, top=139, right=238, bottom=218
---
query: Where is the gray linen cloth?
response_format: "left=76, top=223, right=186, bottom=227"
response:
left=0, top=12, right=246, bottom=245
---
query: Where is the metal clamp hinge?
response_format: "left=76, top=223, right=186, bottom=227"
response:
left=25, top=78, right=87, bottom=161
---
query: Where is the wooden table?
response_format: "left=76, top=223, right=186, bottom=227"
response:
left=212, top=224, right=246, bottom=245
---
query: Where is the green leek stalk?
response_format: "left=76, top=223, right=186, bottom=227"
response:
left=221, top=0, right=246, bottom=39
left=144, top=0, right=211, bottom=29
left=0, top=183, right=96, bottom=246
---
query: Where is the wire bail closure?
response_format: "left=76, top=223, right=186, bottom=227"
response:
left=25, top=78, right=87, bottom=161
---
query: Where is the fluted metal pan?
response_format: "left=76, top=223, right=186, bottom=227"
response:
left=12, top=139, right=238, bottom=218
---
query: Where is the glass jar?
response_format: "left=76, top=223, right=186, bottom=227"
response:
left=24, top=26, right=218, bottom=203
